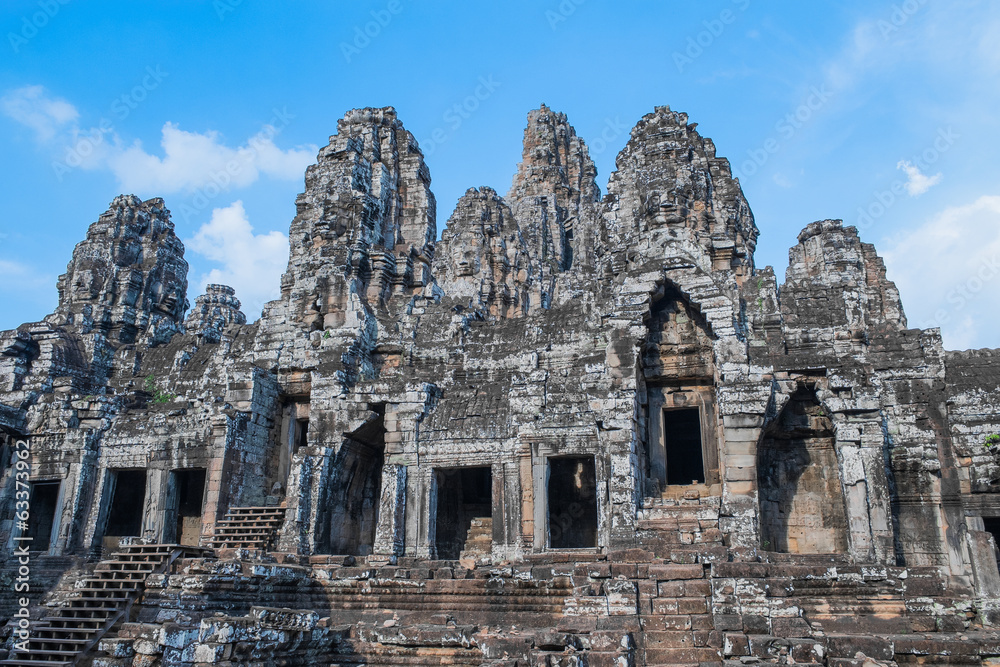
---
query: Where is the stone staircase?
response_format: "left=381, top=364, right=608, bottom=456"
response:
left=208, top=505, right=286, bottom=551
left=458, top=517, right=492, bottom=561
left=0, top=543, right=206, bottom=667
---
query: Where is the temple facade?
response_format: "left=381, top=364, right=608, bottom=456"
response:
left=3, top=105, right=1000, bottom=666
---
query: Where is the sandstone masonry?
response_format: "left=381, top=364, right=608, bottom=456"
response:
left=2, top=105, right=1000, bottom=666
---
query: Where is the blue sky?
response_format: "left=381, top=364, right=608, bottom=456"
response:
left=2, top=1, right=999, bottom=349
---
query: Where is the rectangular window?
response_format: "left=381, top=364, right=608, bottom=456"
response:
left=295, top=418, right=309, bottom=450
left=663, top=407, right=705, bottom=486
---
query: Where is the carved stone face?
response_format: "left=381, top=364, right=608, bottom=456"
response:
left=72, top=270, right=102, bottom=302
left=457, top=250, right=475, bottom=277
left=150, top=281, right=180, bottom=315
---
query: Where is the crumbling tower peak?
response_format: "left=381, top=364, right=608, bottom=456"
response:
left=506, top=104, right=602, bottom=294
left=185, top=283, right=247, bottom=343
left=603, top=105, right=757, bottom=279
left=51, top=194, right=188, bottom=346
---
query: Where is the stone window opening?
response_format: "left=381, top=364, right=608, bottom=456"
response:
left=166, top=468, right=206, bottom=546
left=641, top=281, right=719, bottom=494
left=547, top=456, right=598, bottom=549
left=25, top=480, right=60, bottom=552
left=663, top=406, right=706, bottom=486
left=433, top=466, right=492, bottom=560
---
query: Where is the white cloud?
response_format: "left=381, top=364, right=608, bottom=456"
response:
left=108, top=123, right=316, bottom=194
left=0, top=85, right=78, bottom=141
left=896, top=160, right=942, bottom=196
left=185, top=201, right=288, bottom=321
left=2, top=84, right=316, bottom=195
left=882, top=195, right=1000, bottom=350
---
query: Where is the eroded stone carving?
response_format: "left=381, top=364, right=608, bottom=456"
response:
left=4, top=104, right=1000, bottom=666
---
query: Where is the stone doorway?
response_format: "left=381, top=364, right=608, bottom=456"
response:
left=757, top=388, right=849, bottom=554
left=321, top=405, right=386, bottom=556
left=26, top=481, right=60, bottom=552
left=548, top=456, right=598, bottom=549
left=102, top=470, right=147, bottom=548
left=434, top=466, right=492, bottom=560
left=272, top=398, right=309, bottom=498
left=166, top=469, right=206, bottom=546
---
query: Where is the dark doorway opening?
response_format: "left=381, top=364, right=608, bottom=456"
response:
left=434, top=466, right=492, bottom=560
left=295, top=419, right=308, bottom=450
left=321, top=405, right=386, bottom=556
left=664, top=407, right=705, bottom=486
left=105, top=470, right=147, bottom=539
left=983, top=517, right=1000, bottom=565
left=168, top=469, right=206, bottom=546
left=548, top=456, right=598, bottom=549
left=26, top=481, right=60, bottom=552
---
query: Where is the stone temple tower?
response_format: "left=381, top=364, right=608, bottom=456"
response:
left=2, top=105, right=1000, bottom=666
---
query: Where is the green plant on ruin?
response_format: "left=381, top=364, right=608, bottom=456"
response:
left=143, top=374, right=176, bottom=404
left=323, top=329, right=331, bottom=339
left=985, top=433, right=1000, bottom=449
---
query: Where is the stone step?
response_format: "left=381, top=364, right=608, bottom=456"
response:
left=459, top=517, right=492, bottom=559
left=210, top=506, right=286, bottom=551
left=0, top=544, right=193, bottom=667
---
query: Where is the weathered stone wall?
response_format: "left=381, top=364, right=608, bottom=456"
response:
left=3, top=102, right=1000, bottom=665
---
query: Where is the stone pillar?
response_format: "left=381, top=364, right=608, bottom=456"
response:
left=144, top=468, right=169, bottom=543
left=828, top=406, right=896, bottom=564
left=413, top=469, right=435, bottom=559
left=372, top=463, right=406, bottom=557
left=275, top=450, right=325, bottom=555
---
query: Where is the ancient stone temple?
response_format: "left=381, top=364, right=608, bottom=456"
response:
left=2, top=104, right=1000, bottom=666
